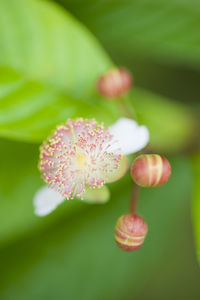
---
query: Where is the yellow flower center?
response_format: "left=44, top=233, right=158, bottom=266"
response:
left=76, top=152, right=88, bottom=168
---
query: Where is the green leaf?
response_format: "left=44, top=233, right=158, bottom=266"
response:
left=0, top=64, right=196, bottom=148
left=0, top=67, right=119, bottom=142
left=130, top=88, right=197, bottom=152
left=0, top=0, right=112, bottom=97
left=59, top=0, right=200, bottom=69
left=0, top=139, right=39, bottom=244
left=192, top=152, right=200, bottom=263
left=0, top=0, right=120, bottom=142
left=0, top=156, right=193, bottom=299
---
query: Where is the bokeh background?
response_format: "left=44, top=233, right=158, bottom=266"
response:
left=0, top=0, right=200, bottom=299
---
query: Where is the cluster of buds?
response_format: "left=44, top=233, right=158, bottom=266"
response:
left=97, top=67, right=172, bottom=252
left=114, top=154, right=171, bottom=252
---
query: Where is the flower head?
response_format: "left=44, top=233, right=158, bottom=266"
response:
left=39, top=118, right=121, bottom=200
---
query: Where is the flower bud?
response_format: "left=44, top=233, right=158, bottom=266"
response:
left=97, top=68, right=133, bottom=98
left=115, top=214, right=148, bottom=251
left=131, top=154, right=171, bottom=187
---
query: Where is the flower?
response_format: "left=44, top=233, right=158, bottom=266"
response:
left=39, top=118, right=121, bottom=200
left=34, top=117, right=149, bottom=216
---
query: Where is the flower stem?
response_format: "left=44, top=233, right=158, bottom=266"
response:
left=130, top=182, right=139, bottom=215
left=116, top=95, right=136, bottom=120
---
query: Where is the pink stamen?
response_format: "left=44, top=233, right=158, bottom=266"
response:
left=39, top=118, right=121, bottom=199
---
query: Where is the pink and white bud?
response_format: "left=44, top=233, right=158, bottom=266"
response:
left=97, top=68, right=133, bottom=98
left=115, top=214, right=148, bottom=251
left=39, top=118, right=121, bottom=200
left=131, top=154, right=171, bottom=187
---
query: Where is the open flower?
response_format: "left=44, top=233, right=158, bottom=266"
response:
left=39, top=118, right=121, bottom=200
left=34, top=117, right=149, bottom=216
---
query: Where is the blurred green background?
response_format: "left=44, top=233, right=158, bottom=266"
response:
left=0, top=0, right=200, bottom=299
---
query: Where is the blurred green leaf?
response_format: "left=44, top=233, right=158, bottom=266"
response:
left=58, top=0, right=200, bottom=69
left=0, top=67, right=119, bottom=142
left=192, top=152, right=200, bottom=263
left=130, top=88, right=198, bottom=152
left=0, top=0, right=197, bottom=152
left=0, top=139, right=40, bottom=244
left=0, top=155, right=194, bottom=299
left=0, top=0, right=112, bottom=97
left=0, top=0, right=120, bottom=142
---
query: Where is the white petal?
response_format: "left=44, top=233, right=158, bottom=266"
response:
left=110, top=118, right=149, bottom=155
left=33, top=186, right=65, bottom=216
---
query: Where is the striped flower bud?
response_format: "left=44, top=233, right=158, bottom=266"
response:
left=131, top=154, right=171, bottom=187
left=115, top=214, right=148, bottom=251
left=97, top=68, right=133, bottom=98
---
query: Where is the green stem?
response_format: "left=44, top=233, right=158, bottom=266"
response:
left=116, top=94, right=137, bottom=120
left=130, top=182, right=139, bottom=215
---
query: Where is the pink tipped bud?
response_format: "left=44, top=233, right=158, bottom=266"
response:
left=97, top=68, right=133, bottom=98
left=131, top=154, right=171, bottom=187
left=115, top=214, right=148, bottom=251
